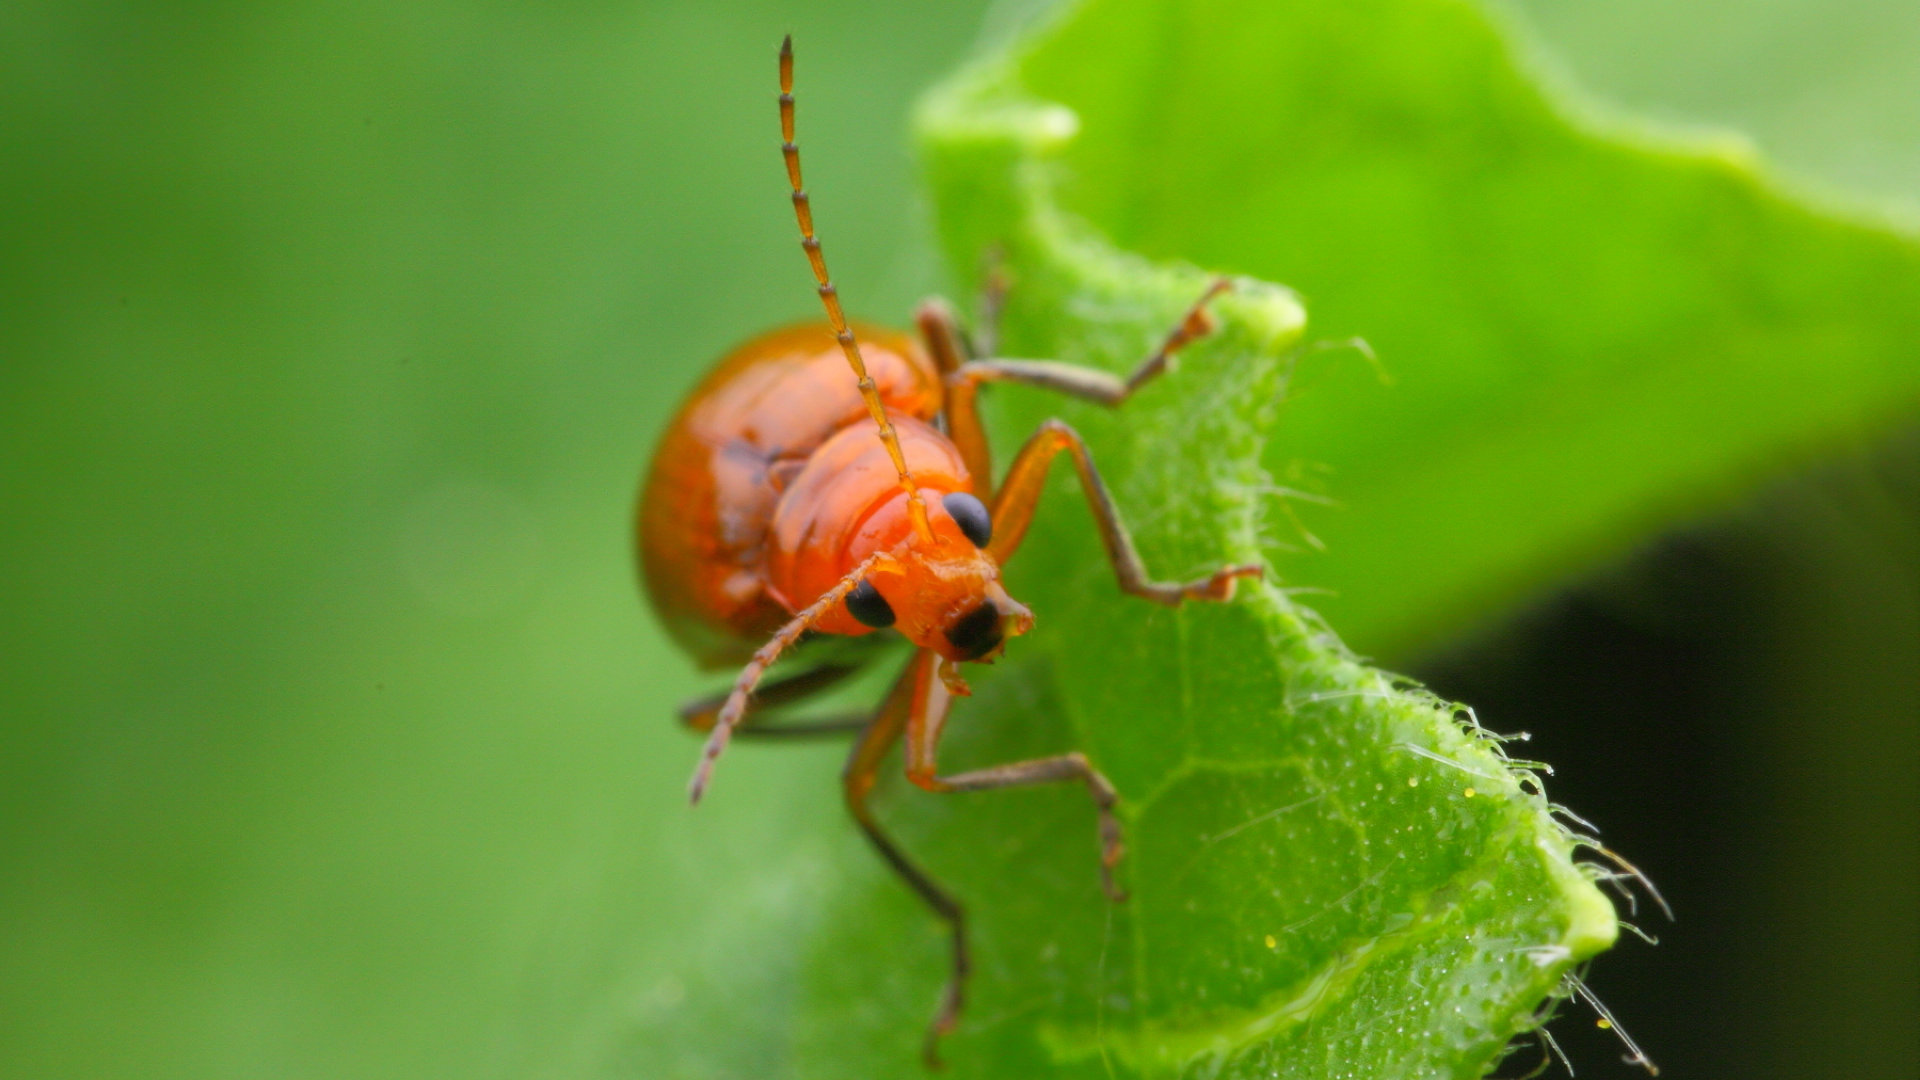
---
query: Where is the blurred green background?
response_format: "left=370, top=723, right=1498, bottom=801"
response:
left=2, top=1, right=1913, bottom=1078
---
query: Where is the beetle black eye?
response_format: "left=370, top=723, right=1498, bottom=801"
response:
left=845, top=579, right=895, bottom=629
left=943, top=491, right=992, bottom=548
left=945, top=602, right=1002, bottom=661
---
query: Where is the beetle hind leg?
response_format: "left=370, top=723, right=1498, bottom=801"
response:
left=675, top=663, right=869, bottom=738
left=844, top=651, right=973, bottom=1068
left=931, top=277, right=1231, bottom=503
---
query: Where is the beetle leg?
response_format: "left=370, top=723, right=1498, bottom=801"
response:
left=904, top=656, right=1128, bottom=903
left=676, top=664, right=869, bottom=738
left=973, top=247, right=1008, bottom=361
left=689, top=553, right=886, bottom=804
left=934, top=277, right=1231, bottom=503
left=914, top=299, right=991, bottom=494
left=987, top=419, right=1263, bottom=602
left=844, top=650, right=972, bottom=1070
left=915, top=297, right=968, bottom=379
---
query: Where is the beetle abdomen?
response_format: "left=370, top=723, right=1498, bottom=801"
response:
left=636, top=322, right=941, bottom=667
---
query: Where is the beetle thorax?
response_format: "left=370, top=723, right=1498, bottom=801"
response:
left=763, top=417, right=1032, bottom=660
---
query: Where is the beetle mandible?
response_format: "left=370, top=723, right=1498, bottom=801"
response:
left=634, top=35, right=1262, bottom=1068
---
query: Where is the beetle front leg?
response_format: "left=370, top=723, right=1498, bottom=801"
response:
left=987, top=418, right=1263, bottom=603
left=913, top=754, right=1129, bottom=903
left=903, top=655, right=1129, bottom=902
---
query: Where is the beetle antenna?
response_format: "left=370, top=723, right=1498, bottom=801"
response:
left=779, top=35, right=932, bottom=541
left=688, top=552, right=886, bottom=804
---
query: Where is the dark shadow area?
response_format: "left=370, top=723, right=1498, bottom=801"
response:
left=1414, top=428, right=1920, bottom=1079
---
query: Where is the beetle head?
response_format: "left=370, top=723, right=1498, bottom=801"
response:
left=849, top=491, right=1033, bottom=663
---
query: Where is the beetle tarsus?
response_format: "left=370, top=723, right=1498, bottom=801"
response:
left=1191, top=562, right=1265, bottom=603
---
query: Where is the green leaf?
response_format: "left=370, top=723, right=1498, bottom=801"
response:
left=752, top=3, right=1626, bottom=1077
left=970, top=0, right=1920, bottom=662
left=6, top=1, right=1913, bottom=1077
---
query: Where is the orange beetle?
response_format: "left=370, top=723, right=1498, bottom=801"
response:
left=635, top=36, right=1261, bottom=1067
